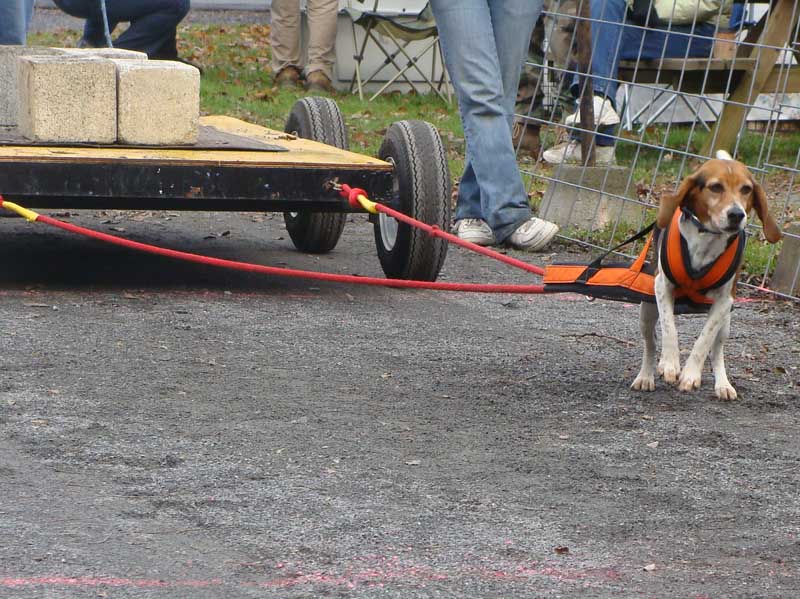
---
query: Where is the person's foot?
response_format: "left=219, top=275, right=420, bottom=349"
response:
left=453, top=218, right=495, bottom=246
left=275, top=65, right=302, bottom=90
left=506, top=217, right=559, bottom=251
left=512, top=120, right=541, bottom=157
left=542, top=140, right=616, bottom=165
left=564, top=95, right=620, bottom=127
left=305, top=70, right=335, bottom=94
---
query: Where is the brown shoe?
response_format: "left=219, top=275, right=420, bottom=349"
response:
left=305, top=70, right=335, bottom=94
left=275, top=66, right=302, bottom=90
left=512, top=120, right=541, bottom=157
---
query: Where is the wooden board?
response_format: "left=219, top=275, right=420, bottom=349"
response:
left=0, top=115, right=392, bottom=172
left=0, top=116, right=395, bottom=211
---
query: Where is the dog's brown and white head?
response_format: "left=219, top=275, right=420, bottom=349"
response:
left=657, top=151, right=782, bottom=243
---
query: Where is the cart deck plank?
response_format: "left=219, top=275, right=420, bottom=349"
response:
left=0, top=116, right=394, bottom=211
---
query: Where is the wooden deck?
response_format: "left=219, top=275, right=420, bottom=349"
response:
left=0, top=116, right=394, bottom=211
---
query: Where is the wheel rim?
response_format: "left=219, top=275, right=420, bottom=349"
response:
left=379, top=157, right=400, bottom=251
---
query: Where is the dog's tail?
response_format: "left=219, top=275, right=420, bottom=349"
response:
left=715, top=150, right=733, bottom=161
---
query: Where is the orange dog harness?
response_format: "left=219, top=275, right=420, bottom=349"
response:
left=543, top=208, right=746, bottom=311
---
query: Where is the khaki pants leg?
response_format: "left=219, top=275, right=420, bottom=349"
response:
left=305, top=0, right=338, bottom=79
left=270, top=0, right=302, bottom=75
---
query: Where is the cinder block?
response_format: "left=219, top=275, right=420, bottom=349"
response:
left=539, top=164, right=648, bottom=232
left=17, top=55, right=117, bottom=143
left=113, top=60, right=200, bottom=146
left=0, top=46, right=68, bottom=126
left=62, top=48, right=148, bottom=61
left=771, top=223, right=800, bottom=296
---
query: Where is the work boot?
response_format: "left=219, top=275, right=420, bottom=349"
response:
left=305, top=70, right=335, bottom=94
left=151, top=40, right=204, bottom=74
left=275, top=65, right=302, bottom=90
left=512, top=120, right=541, bottom=158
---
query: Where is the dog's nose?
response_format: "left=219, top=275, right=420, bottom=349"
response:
left=727, top=208, right=746, bottom=227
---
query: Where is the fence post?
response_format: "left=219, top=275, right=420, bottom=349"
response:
left=577, top=0, right=596, bottom=166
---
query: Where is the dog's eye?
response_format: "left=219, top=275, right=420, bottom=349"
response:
left=740, top=185, right=752, bottom=195
left=709, top=183, right=724, bottom=193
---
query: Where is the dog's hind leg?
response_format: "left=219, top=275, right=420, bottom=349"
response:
left=710, top=310, right=737, bottom=400
left=632, top=301, right=659, bottom=391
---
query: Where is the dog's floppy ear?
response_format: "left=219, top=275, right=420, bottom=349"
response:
left=753, top=181, right=782, bottom=243
left=657, top=174, right=697, bottom=229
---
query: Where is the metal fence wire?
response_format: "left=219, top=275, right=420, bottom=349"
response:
left=515, top=0, right=800, bottom=302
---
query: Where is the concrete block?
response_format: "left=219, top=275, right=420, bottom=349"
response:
left=62, top=48, right=148, bottom=61
left=539, top=164, right=649, bottom=231
left=771, top=223, right=800, bottom=297
left=0, top=46, right=68, bottom=126
left=113, top=60, right=200, bottom=145
left=17, top=56, right=117, bottom=143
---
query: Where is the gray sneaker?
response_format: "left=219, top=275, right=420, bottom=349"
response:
left=453, top=218, right=495, bottom=246
left=506, top=217, right=559, bottom=251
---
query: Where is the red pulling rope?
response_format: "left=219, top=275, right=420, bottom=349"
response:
left=0, top=195, right=545, bottom=294
left=339, top=184, right=546, bottom=277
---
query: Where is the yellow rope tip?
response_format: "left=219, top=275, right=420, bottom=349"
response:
left=356, top=194, right=379, bottom=215
left=1, top=201, right=40, bottom=222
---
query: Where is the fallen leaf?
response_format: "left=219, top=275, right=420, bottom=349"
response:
left=554, top=546, right=570, bottom=555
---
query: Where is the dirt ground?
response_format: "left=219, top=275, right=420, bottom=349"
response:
left=0, top=207, right=798, bottom=598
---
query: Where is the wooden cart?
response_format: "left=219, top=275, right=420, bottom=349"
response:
left=0, top=98, right=451, bottom=281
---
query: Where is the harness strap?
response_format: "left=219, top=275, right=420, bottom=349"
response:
left=660, top=208, right=745, bottom=304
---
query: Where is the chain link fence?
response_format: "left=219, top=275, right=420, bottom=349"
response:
left=515, top=0, right=800, bottom=301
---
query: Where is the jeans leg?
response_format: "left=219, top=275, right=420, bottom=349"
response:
left=627, top=23, right=715, bottom=61
left=431, top=0, right=540, bottom=242
left=0, top=0, right=30, bottom=45
left=110, top=0, right=190, bottom=57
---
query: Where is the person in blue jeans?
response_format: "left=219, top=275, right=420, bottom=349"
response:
left=0, top=0, right=35, bottom=45
left=430, top=0, right=559, bottom=251
left=53, top=0, right=191, bottom=61
left=543, top=0, right=721, bottom=165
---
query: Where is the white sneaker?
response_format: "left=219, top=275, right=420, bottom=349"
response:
left=453, top=218, right=495, bottom=246
left=542, top=140, right=616, bottom=165
left=506, top=217, right=559, bottom=251
left=564, top=96, right=621, bottom=127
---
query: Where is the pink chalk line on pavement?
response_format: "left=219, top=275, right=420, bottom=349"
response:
left=1, top=558, right=621, bottom=591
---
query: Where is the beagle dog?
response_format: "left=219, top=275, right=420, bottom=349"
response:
left=632, top=151, right=782, bottom=399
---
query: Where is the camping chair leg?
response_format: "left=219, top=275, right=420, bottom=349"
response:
left=349, top=18, right=375, bottom=99
left=630, top=86, right=672, bottom=132
left=676, top=94, right=712, bottom=132
left=358, top=31, right=422, bottom=96
left=639, top=92, right=679, bottom=132
left=621, top=83, right=633, bottom=130
left=377, top=32, right=449, bottom=102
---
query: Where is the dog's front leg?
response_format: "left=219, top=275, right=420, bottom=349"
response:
left=709, top=310, right=736, bottom=400
left=678, top=294, right=734, bottom=393
left=655, top=273, right=680, bottom=383
left=632, top=301, right=659, bottom=391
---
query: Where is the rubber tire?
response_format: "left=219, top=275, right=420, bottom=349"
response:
left=283, top=97, right=348, bottom=254
left=375, top=120, right=451, bottom=281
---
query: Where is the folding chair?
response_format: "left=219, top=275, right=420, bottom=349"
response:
left=345, top=1, right=452, bottom=103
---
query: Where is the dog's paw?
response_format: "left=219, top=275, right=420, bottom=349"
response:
left=631, top=375, right=656, bottom=392
left=678, top=368, right=702, bottom=392
left=715, top=383, right=738, bottom=400
left=658, top=361, right=680, bottom=384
